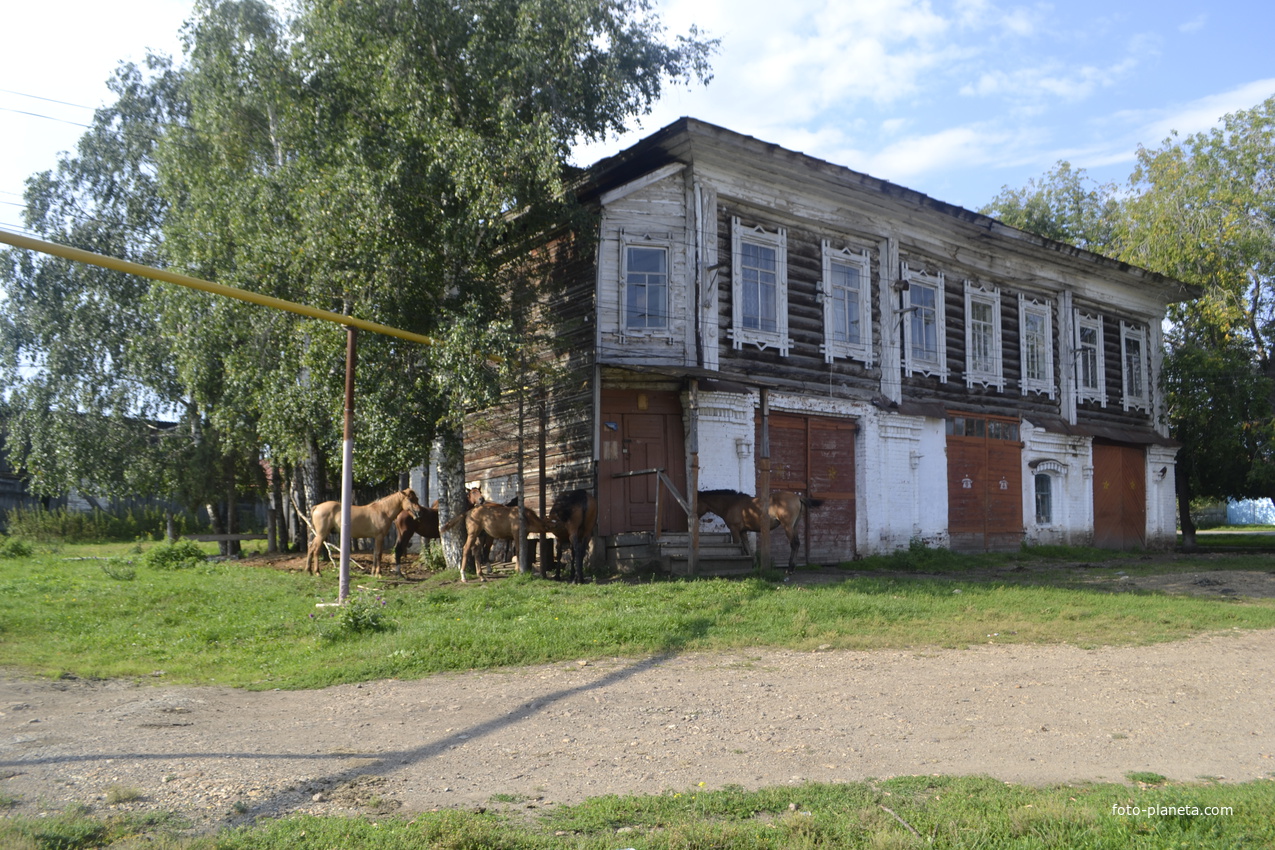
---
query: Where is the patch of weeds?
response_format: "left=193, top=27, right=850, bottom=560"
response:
left=418, top=540, right=447, bottom=572
left=311, top=589, right=395, bottom=639
left=140, top=540, right=207, bottom=571
left=1126, top=771, right=1168, bottom=785
left=105, top=784, right=143, bottom=804
left=0, top=537, right=34, bottom=559
left=99, top=558, right=137, bottom=581
left=489, top=792, right=529, bottom=804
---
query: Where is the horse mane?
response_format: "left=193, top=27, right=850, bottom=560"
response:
left=699, top=488, right=749, bottom=498
left=371, top=488, right=415, bottom=507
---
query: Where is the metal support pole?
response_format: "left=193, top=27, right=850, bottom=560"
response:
left=338, top=327, right=357, bottom=603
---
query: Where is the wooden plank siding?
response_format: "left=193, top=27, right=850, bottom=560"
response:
left=463, top=230, right=598, bottom=512
left=705, top=193, right=1156, bottom=433
left=713, top=204, right=882, bottom=398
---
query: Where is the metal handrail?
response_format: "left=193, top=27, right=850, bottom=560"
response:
left=609, top=467, right=694, bottom=541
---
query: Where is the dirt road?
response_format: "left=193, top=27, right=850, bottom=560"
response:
left=3, top=622, right=1273, bottom=832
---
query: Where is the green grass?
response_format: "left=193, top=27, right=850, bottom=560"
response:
left=2, top=776, right=1272, bottom=848
left=0, top=542, right=1273, bottom=690
left=2, top=541, right=1274, bottom=847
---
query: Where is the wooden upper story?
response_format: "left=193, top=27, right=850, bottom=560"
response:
left=569, top=118, right=1195, bottom=437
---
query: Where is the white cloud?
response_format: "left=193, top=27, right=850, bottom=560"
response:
left=860, top=124, right=1011, bottom=184
left=1136, top=78, right=1275, bottom=144
left=1178, top=14, right=1207, bottom=33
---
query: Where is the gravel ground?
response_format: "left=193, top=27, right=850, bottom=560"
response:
left=3, top=614, right=1274, bottom=833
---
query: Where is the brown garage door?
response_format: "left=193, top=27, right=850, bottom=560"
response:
left=757, top=412, right=857, bottom=565
left=1092, top=441, right=1145, bottom=549
left=947, top=413, right=1024, bottom=552
left=598, top=390, right=688, bottom=536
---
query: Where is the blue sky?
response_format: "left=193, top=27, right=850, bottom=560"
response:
left=3, top=0, right=1273, bottom=236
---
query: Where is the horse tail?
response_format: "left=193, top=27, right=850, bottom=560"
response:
left=440, top=513, right=467, bottom=533
left=802, top=497, right=825, bottom=509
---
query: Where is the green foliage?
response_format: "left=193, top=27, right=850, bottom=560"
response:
left=311, top=588, right=394, bottom=639
left=4, top=505, right=192, bottom=543
left=980, top=160, right=1121, bottom=252
left=139, top=540, right=207, bottom=570
left=0, top=536, right=33, bottom=559
left=1121, top=97, right=1275, bottom=512
left=99, top=559, right=137, bottom=581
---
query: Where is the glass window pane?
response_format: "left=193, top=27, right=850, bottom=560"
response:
left=625, top=246, right=667, bottom=329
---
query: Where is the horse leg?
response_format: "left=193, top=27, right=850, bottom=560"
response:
left=372, top=535, right=384, bottom=577
left=394, top=524, right=414, bottom=568
left=306, top=539, right=322, bottom=576
left=460, top=533, right=476, bottom=582
left=571, top=534, right=587, bottom=583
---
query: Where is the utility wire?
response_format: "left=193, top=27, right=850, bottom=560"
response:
left=0, top=87, right=97, bottom=111
left=0, top=106, right=91, bottom=128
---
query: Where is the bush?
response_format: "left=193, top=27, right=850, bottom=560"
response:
left=311, top=589, right=394, bottom=639
left=3, top=505, right=198, bottom=543
left=140, top=540, right=207, bottom=570
left=0, top=537, right=34, bottom=559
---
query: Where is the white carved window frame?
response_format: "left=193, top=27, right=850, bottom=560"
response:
left=1075, top=309, right=1106, bottom=407
left=729, top=217, right=791, bottom=356
left=902, top=262, right=947, bottom=381
left=617, top=229, right=675, bottom=342
left=819, top=240, right=873, bottom=366
left=1018, top=294, right=1055, bottom=399
left=1121, top=320, right=1150, bottom=412
left=963, top=280, right=1003, bottom=390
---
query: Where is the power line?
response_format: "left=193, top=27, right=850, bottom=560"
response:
left=0, top=106, right=91, bottom=129
left=0, top=87, right=97, bottom=112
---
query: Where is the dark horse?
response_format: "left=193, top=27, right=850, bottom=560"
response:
left=547, top=489, right=598, bottom=583
left=696, top=488, right=823, bottom=572
left=392, top=488, right=485, bottom=571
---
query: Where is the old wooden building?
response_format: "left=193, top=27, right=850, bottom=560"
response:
left=465, top=118, right=1195, bottom=564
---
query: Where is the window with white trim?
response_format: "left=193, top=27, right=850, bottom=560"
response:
left=621, top=238, right=669, bottom=333
left=1018, top=295, right=1054, bottom=398
left=902, top=263, right=947, bottom=380
left=820, top=240, right=872, bottom=365
left=1075, top=310, right=1106, bottom=406
left=729, top=218, right=790, bottom=355
left=1034, top=473, right=1053, bottom=524
left=964, top=281, right=1003, bottom=390
left=1121, top=321, right=1149, bottom=412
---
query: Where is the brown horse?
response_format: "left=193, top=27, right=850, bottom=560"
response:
left=440, top=502, right=554, bottom=582
left=392, top=488, right=485, bottom=570
left=547, top=489, right=598, bottom=583
left=696, top=488, right=823, bottom=572
left=306, top=488, right=422, bottom=577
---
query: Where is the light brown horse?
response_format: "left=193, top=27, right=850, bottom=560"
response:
left=392, top=488, right=486, bottom=570
left=547, top=489, right=598, bottom=584
left=696, top=488, right=823, bottom=572
left=306, top=488, right=422, bottom=577
left=440, top=502, right=554, bottom=582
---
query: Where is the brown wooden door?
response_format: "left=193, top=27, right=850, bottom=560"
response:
left=1092, top=441, right=1146, bottom=549
left=757, top=413, right=857, bottom=565
left=947, top=414, right=1024, bottom=552
left=598, top=390, right=688, bottom=536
